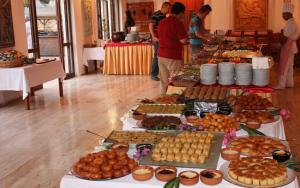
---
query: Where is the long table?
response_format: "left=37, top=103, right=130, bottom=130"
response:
left=60, top=113, right=299, bottom=188
left=103, top=43, right=191, bottom=75
left=0, top=60, right=65, bottom=110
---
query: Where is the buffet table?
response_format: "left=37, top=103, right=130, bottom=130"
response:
left=103, top=43, right=153, bottom=75
left=103, top=43, right=191, bottom=75
left=121, top=114, right=286, bottom=140
left=61, top=166, right=299, bottom=188
left=60, top=117, right=299, bottom=188
left=0, top=60, right=65, bottom=110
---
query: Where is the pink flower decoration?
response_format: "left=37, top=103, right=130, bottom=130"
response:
left=280, top=109, right=291, bottom=120
left=222, top=130, right=237, bottom=146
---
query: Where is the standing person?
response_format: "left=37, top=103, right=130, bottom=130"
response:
left=124, top=10, right=135, bottom=35
left=157, top=2, right=189, bottom=94
left=275, top=2, right=300, bottom=90
left=149, top=2, right=171, bottom=81
left=189, top=4, right=212, bottom=63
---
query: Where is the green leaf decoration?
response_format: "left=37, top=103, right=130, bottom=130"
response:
left=240, top=124, right=266, bottom=136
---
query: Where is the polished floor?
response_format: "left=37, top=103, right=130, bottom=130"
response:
left=0, top=68, right=299, bottom=188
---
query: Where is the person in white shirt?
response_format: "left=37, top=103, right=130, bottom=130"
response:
left=275, top=2, right=300, bottom=89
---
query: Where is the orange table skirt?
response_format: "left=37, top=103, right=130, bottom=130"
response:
left=103, top=44, right=191, bottom=75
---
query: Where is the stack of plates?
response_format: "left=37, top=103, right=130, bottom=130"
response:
left=235, top=63, right=252, bottom=86
left=218, top=63, right=235, bottom=85
left=201, top=64, right=218, bottom=85
left=253, top=69, right=270, bottom=86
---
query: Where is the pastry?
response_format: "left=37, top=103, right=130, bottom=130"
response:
left=107, top=131, right=167, bottom=144
left=228, top=157, right=287, bottom=186
left=141, top=116, right=182, bottom=130
left=229, top=136, right=287, bottom=157
left=184, top=86, right=228, bottom=101
left=151, top=132, right=213, bottom=164
left=189, top=113, right=239, bottom=133
left=73, top=150, right=136, bottom=180
left=136, top=104, right=185, bottom=114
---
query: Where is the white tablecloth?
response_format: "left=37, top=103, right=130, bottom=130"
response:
left=0, top=61, right=65, bottom=99
left=60, top=112, right=299, bottom=188
left=121, top=113, right=286, bottom=140
left=83, top=47, right=105, bottom=66
left=61, top=152, right=299, bottom=188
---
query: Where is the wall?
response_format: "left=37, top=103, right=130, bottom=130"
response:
left=0, top=0, right=27, bottom=106
left=0, top=0, right=27, bottom=54
left=204, top=0, right=300, bottom=33
left=72, top=0, right=99, bottom=76
left=119, top=0, right=166, bottom=31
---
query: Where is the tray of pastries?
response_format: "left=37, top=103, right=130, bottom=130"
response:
left=105, top=131, right=168, bottom=144
left=184, top=86, right=228, bottom=101
left=154, top=95, right=185, bottom=104
left=233, top=111, right=278, bottom=124
left=139, top=131, right=224, bottom=169
left=188, top=113, right=239, bottom=133
left=220, top=157, right=295, bottom=187
left=219, top=50, right=261, bottom=59
left=140, top=116, right=182, bottom=130
left=227, top=94, right=273, bottom=112
left=136, top=104, right=185, bottom=114
left=71, top=150, right=137, bottom=180
left=228, top=136, right=288, bottom=157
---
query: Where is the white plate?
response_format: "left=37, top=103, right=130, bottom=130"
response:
left=220, top=162, right=296, bottom=188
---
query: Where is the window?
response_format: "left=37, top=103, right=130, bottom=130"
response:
left=97, top=0, right=120, bottom=39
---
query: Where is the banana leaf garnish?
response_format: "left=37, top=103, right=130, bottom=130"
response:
left=240, top=124, right=266, bottom=136
left=283, top=161, right=300, bottom=172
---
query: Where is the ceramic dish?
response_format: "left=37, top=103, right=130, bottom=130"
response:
left=221, top=147, right=240, bottom=161
left=200, top=169, right=223, bottom=185
left=179, top=171, right=199, bottom=186
left=132, top=166, right=154, bottom=181
left=155, top=166, right=177, bottom=182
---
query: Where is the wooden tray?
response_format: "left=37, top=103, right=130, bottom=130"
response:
left=139, top=132, right=224, bottom=169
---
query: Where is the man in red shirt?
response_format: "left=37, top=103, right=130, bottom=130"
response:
left=157, top=2, right=188, bottom=94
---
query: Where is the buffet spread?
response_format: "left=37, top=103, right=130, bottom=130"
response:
left=60, top=38, right=299, bottom=188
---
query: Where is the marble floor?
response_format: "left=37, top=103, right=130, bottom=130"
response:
left=0, top=68, right=299, bottom=188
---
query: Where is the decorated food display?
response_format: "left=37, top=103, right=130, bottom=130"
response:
left=72, top=150, right=137, bottom=180
left=229, top=136, right=287, bottom=157
left=136, top=104, right=185, bottom=114
left=188, top=113, right=239, bottom=132
left=62, top=37, right=298, bottom=188
left=227, top=94, right=273, bottom=112
left=184, top=86, right=228, bottom=101
left=140, top=116, right=182, bottom=130
left=228, top=157, right=287, bottom=186
left=106, top=131, right=167, bottom=144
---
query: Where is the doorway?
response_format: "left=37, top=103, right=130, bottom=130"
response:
left=24, top=0, right=75, bottom=78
